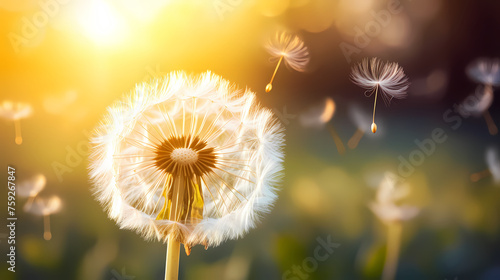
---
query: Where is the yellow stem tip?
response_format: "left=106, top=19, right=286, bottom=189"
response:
left=371, top=123, right=377, bottom=134
left=265, top=83, right=272, bottom=93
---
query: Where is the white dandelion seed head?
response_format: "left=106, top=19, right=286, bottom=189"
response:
left=299, top=97, right=335, bottom=129
left=466, top=58, right=500, bottom=86
left=265, top=31, right=310, bottom=72
left=0, top=100, right=33, bottom=120
left=486, top=147, right=500, bottom=184
left=351, top=58, right=410, bottom=105
left=369, top=172, right=419, bottom=223
left=89, top=71, right=285, bottom=249
left=17, top=174, right=46, bottom=198
left=29, top=195, right=62, bottom=216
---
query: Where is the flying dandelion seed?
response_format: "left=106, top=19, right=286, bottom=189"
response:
left=459, top=85, right=497, bottom=135
left=299, top=97, right=345, bottom=155
left=0, top=100, right=33, bottom=144
left=351, top=58, right=409, bottom=133
left=466, top=58, right=500, bottom=135
left=470, top=147, right=500, bottom=184
left=89, top=71, right=284, bottom=280
left=28, top=195, right=62, bottom=241
left=467, top=58, right=500, bottom=88
left=18, top=174, right=46, bottom=211
left=299, top=97, right=335, bottom=129
left=347, top=104, right=383, bottom=149
left=369, top=172, right=419, bottom=280
left=264, top=31, right=309, bottom=92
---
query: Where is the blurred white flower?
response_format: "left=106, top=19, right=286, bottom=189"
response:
left=18, top=174, right=46, bottom=211
left=460, top=85, right=494, bottom=117
left=28, top=195, right=62, bottom=241
left=18, top=174, right=46, bottom=198
left=264, top=31, right=310, bottom=92
left=0, top=100, right=33, bottom=145
left=299, top=97, right=335, bottom=129
left=467, top=58, right=500, bottom=87
left=29, top=195, right=62, bottom=216
left=350, top=58, right=409, bottom=133
left=369, top=172, right=419, bottom=224
left=0, top=100, right=32, bottom=120
left=458, top=85, right=498, bottom=135
left=89, top=71, right=285, bottom=253
left=486, top=147, right=500, bottom=184
left=0, top=100, right=33, bottom=144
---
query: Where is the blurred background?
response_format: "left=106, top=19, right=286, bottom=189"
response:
left=1, top=0, right=500, bottom=279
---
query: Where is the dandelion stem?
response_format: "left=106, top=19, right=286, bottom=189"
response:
left=382, top=222, right=402, bottom=280
left=24, top=195, right=35, bottom=212
left=43, top=214, right=52, bottom=241
left=483, top=110, right=498, bottom=135
left=348, top=129, right=365, bottom=149
left=327, top=124, right=346, bottom=155
left=266, top=56, right=283, bottom=93
left=371, top=85, right=379, bottom=133
left=165, top=238, right=180, bottom=280
left=14, top=119, right=22, bottom=145
left=470, top=169, right=491, bottom=182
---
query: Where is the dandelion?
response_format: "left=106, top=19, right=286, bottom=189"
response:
left=0, top=100, right=33, bottom=144
left=369, top=172, right=419, bottom=280
left=466, top=58, right=500, bottom=88
left=351, top=58, right=409, bottom=133
left=28, top=195, right=62, bottom=240
left=264, top=31, right=309, bottom=92
left=299, top=97, right=345, bottom=155
left=470, top=147, right=500, bottom=184
left=299, top=97, right=335, bottom=128
left=458, top=85, right=498, bottom=134
left=466, top=58, right=500, bottom=135
left=347, top=104, right=382, bottom=149
left=89, top=71, right=284, bottom=280
left=18, top=174, right=46, bottom=211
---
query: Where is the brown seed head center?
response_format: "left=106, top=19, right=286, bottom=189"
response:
left=154, top=135, right=217, bottom=177
left=170, top=148, right=198, bottom=165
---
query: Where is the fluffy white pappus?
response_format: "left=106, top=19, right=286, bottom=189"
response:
left=369, top=172, right=419, bottom=223
left=351, top=58, right=410, bottom=104
left=17, top=174, right=46, bottom=197
left=466, top=58, right=500, bottom=86
left=0, top=100, right=33, bottom=120
left=88, top=71, right=285, bottom=249
left=28, top=195, right=62, bottom=216
left=486, top=147, right=500, bottom=184
left=299, top=97, right=335, bottom=129
left=265, top=31, right=310, bottom=72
